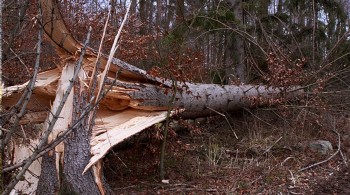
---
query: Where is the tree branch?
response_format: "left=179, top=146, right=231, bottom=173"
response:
left=1, top=23, right=92, bottom=195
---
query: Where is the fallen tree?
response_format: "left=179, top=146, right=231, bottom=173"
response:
left=1, top=0, right=304, bottom=194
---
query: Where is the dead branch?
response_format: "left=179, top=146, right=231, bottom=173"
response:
left=299, top=128, right=341, bottom=172
left=1, top=8, right=43, bottom=151
left=1, top=25, right=92, bottom=195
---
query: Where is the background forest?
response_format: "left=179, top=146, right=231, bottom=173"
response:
left=2, top=0, right=350, bottom=193
left=3, top=0, right=350, bottom=88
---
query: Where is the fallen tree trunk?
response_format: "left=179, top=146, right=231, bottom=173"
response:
left=3, top=70, right=304, bottom=195
left=2, top=0, right=304, bottom=194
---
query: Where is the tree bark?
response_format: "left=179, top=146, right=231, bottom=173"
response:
left=110, top=0, right=118, bottom=32
left=156, top=0, right=162, bottom=28
left=0, top=0, right=3, bottom=191
left=225, top=0, right=246, bottom=84
left=61, top=76, right=101, bottom=194
left=37, top=153, right=59, bottom=194
left=176, top=0, right=185, bottom=23
left=139, top=0, right=147, bottom=34
left=2, top=1, right=305, bottom=194
left=130, top=0, right=137, bottom=15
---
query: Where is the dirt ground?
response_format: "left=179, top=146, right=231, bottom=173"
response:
left=103, top=110, right=350, bottom=194
left=312, top=167, right=350, bottom=194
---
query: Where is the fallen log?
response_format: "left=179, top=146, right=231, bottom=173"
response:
left=2, top=0, right=304, bottom=194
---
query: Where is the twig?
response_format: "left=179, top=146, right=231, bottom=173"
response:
left=3, top=71, right=121, bottom=173
left=340, top=149, right=348, bottom=167
left=20, top=125, right=27, bottom=140
left=0, top=3, right=31, bottom=129
left=299, top=128, right=341, bottom=172
left=206, top=106, right=238, bottom=139
left=281, top=156, right=295, bottom=166
left=1, top=36, right=42, bottom=150
left=95, top=3, right=130, bottom=102
left=0, top=127, right=10, bottom=132
left=10, top=48, right=30, bottom=74
left=243, top=108, right=279, bottom=131
left=289, top=170, right=296, bottom=186
left=88, top=6, right=110, bottom=90
left=1, top=22, right=92, bottom=195
left=160, top=81, right=177, bottom=180
left=263, top=136, right=282, bottom=155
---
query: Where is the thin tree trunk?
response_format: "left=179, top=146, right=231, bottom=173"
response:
left=110, top=0, right=118, bottom=32
left=225, top=0, right=246, bottom=84
left=176, top=0, right=184, bottom=23
left=156, top=0, right=162, bottom=28
left=3, top=0, right=30, bottom=61
left=3, top=1, right=305, bottom=194
left=277, top=0, right=283, bottom=33
left=165, top=0, right=175, bottom=31
left=148, top=0, right=154, bottom=31
left=225, top=31, right=235, bottom=84
left=0, top=0, right=3, bottom=190
left=139, top=0, right=147, bottom=34
left=130, top=0, right=137, bottom=15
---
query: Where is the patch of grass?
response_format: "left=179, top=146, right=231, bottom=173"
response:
left=205, top=137, right=224, bottom=167
left=104, top=109, right=350, bottom=194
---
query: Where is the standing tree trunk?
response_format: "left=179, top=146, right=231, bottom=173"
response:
left=176, top=0, right=184, bottom=23
left=37, top=153, right=59, bottom=194
left=148, top=0, right=154, bottom=31
left=2, top=1, right=304, bottom=194
left=61, top=70, right=100, bottom=194
left=225, top=0, right=246, bottom=84
left=139, top=0, right=147, bottom=34
left=156, top=0, right=162, bottom=29
left=130, top=0, right=137, bottom=15
left=110, top=0, right=118, bottom=32
left=277, top=0, right=284, bottom=33
left=0, top=0, right=3, bottom=191
left=165, top=0, right=175, bottom=31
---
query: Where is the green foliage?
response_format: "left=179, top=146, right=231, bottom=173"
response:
left=191, top=4, right=238, bottom=31
left=210, top=70, right=225, bottom=85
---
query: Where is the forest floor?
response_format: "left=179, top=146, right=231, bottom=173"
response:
left=104, top=109, right=350, bottom=194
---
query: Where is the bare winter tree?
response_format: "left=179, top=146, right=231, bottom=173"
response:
left=1, top=0, right=305, bottom=194
left=225, top=0, right=246, bottom=84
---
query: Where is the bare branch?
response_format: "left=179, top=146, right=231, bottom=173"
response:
left=299, top=122, right=342, bottom=172
left=1, top=21, right=92, bottom=195
left=1, top=3, right=43, bottom=151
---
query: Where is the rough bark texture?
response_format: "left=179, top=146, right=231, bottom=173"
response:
left=105, top=79, right=302, bottom=117
left=3, top=1, right=305, bottom=194
left=37, top=153, right=59, bottom=195
left=62, top=77, right=100, bottom=194
left=0, top=0, right=3, bottom=191
left=225, top=0, right=246, bottom=84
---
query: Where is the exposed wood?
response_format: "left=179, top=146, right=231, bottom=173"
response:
left=86, top=109, right=171, bottom=172
left=3, top=67, right=59, bottom=97
left=10, top=140, right=41, bottom=195
left=40, top=0, right=157, bottom=83
left=18, top=111, right=48, bottom=125
left=103, top=80, right=303, bottom=117
left=3, top=0, right=306, bottom=194
left=62, top=63, right=101, bottom=194
left=4, top=64, right=303, bottom=194
left=45, top=64, right=75, bottom=150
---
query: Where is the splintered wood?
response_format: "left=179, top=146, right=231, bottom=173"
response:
left=2, top=0, right=304, bottom=194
